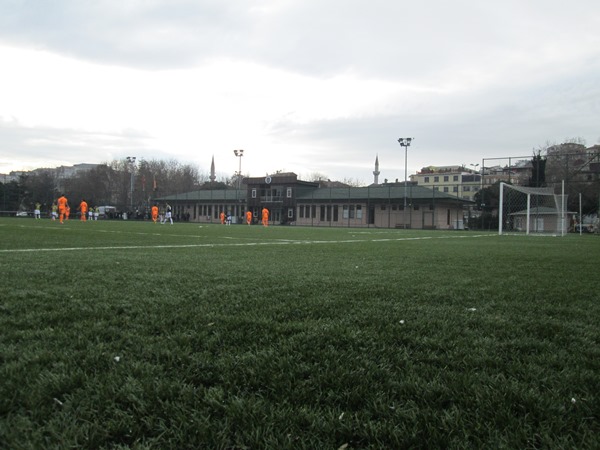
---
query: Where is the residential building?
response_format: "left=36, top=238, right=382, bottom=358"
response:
left=410, top=166, right=482, bottom=201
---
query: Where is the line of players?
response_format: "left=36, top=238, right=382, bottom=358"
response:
left=51, top=194, right=96, bottom=224
left=46, top=195, right=270, bottom=226
left=219, top=207, right=269, bottom=226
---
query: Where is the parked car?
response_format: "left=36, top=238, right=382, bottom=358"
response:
left=97, top=205, right=117, bottom=219
left=574, top=224, right=592, bottom=233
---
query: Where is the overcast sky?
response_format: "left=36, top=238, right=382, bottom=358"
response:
left=1, top=0, right=599, bottom=184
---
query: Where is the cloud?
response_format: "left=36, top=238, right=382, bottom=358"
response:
left=0, top=0, right=599, bottom=181
left=3, top=0, right=598, bottom=78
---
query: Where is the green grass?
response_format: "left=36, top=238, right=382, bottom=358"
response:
left=0, top=218, right=599, bottom=449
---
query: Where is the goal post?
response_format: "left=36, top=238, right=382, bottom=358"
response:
left=498, top=182, right=568, bottom=236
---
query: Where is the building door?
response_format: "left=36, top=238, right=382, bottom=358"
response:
left=534, top=217, right=544, bottom=232
left=273, top=208, right=281, bottom=224
left=423, top=211, right=434, bottom=229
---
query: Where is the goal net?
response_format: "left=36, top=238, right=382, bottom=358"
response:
left=498, top=182, right=568, bottom=236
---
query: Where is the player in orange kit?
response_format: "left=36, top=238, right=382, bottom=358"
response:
left=78, top=199, right=88, bottom=221
left=220, top=211, right=225, bottom=225
left=246, top=210, right=253, bottom=225
left=151, top=205, right=159, bottom=223
left=57, top=194, right=68, bottom=224
left=261, top=207, right=269, bottom=227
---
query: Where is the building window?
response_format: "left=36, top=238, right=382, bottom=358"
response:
left=299, top=206, right=304, bottom=218
left=343, top=205, right=349, bottom=219
left=260, top=188, right=282, bottom=201
left=424, top=176, right=430, bottom=183
left=453, top=186, right=458, bottom=192
left=320, top=205, right=326, bottom=221
left=288, top=208, right=294, bottom=218
left=311, top=205, right=316, bottom=218
left=356, top=205, right=362, bottom=219
left=287, top=188, right=292, bottom=198
left=443, top=187, right=449, bottom=192
left=333, top=205, right=339, bottom=221
left=349, top=205, right=355, bottom=219
left=252, top=189, right=257, bottom=198
left=453, top=175, right=459, bottom=181
left=444, top=175, right=449, bottom=182
left=434, top=176, right=439, bottom=182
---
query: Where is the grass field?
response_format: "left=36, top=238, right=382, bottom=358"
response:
left=0, top=217, right=599, bottom=449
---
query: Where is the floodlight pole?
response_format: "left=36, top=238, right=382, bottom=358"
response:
left=398, top=138, right=413, bottom=228
left=233, top=150, right=244, bottom=220
left=126, top=156, right=136, bottom=210
left=2, top=174, right=6, bottom=211
left=469, top=163, right=480, bottom=229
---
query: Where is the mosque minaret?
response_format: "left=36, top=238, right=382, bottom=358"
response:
left=373, top=155, right=381, bottom=185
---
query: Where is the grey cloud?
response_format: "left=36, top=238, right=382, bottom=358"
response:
left=3, top=0, right=598, bottom=79
left=0, top=0, right=253, bottom=69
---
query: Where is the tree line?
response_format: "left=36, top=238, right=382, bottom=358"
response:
left=1, top=158, right=223, bottom=214
left=2, top=159, right=363, bottom=215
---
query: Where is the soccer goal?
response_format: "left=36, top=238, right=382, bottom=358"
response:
left=498, top=182, right=568, bottom=236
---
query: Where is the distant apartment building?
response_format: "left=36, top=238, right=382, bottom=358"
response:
left=410, top=160, right=534, bottom=202
left=410, top=166, right=482, bottom=201
left=546, top=143, right=600, bottom=184
left=2, top=163, right=99, bottom=183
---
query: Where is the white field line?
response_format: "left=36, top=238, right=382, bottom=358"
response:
left=0, top=223, right=211, bottom=239
left=0, top=234, right=492, bottom=253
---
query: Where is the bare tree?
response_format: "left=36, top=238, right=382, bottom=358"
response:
left=304, top=172, right=330, bottom=182
left=20, top=170, right=57, bottom=211
left=341, top=177, right=365, bottom=187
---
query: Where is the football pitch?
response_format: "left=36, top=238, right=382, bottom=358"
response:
left=1, top=218, right=598, bottom=449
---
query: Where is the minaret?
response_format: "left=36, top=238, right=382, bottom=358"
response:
left=210, top=155, right=216, bottom=184
left=373, top=155, right=380, bottom=185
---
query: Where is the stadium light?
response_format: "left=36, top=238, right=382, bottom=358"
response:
left=233, top=149, right=244, bottom=191
left=397, top=138, right=413, bottom=228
